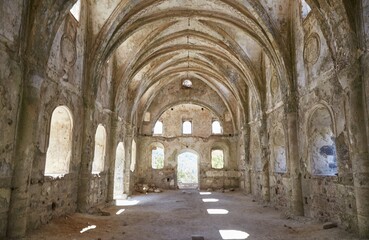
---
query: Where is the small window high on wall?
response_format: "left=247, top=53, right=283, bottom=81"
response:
left=301, top=0, right=312, bottom=19
left=45, top=106, right=73, bottom=177
left=92, top=124, right=107, bottom=174
left=70, top=0, right=81, bottom=21
left=152, top=146, right=164, bottom=169
left=183, top=121, right=192, bottom=135
left=153, top=121, right=163, bottom=135
left=212, top=120, right=222, bottom=134
left=211, top=149, right=224, bottom=169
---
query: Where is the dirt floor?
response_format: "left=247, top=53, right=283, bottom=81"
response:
left=23, top=190, right=360, bottom=240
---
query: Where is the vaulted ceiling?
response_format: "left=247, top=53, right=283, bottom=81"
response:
left=87, top=0, right=292, bottom=126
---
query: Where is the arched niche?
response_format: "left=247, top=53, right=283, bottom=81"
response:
left=45, top=106, right=73, bottom=177
left=307, top=105, right=337, bottom=176
left=92, top=124, right=107, bottom=174
left=271, top=125, right=287, bottom=173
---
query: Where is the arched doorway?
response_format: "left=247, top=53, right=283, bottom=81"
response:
left=177, top=151, right=199, bottom=189
left=114, top=142, right=125, bottom=199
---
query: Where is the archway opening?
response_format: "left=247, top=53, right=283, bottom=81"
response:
left=114, top=142, right=125, bottom=199
left=177, top=151, right=199, bottom=189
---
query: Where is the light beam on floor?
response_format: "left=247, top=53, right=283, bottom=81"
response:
left=115, top=199, right=139, bottom=206
left=202, top=198, right=219, bottom=202
left=116, top=209, right=125, bottom=215
left=219, top=230, right=249, bottom=239
left=199, top=192, right=212, bottom=195
left=207, top=209, right=229, bottom=215
left=80, top=225, right=96, bottom=233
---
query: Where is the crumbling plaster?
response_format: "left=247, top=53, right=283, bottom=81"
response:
left=1, top=0, right=369, bottom=238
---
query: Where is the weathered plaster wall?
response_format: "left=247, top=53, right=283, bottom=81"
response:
left=297, top=9, right=357, bottom=232
left=0, top=0, right=24, bottom=237
left=136, top=104, right=239, bottom=190
left=26, top=14, right=85, bottom=230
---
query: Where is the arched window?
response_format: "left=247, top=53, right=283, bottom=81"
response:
left=153, top=121, right=163, bottom=135
left=301, top=0, right=312, bottom=19
left=183, top=121, right=192, bottom=134
left=45, top=106, right=73, bottom=177
left=130, top=139, right=137, bottom=172
left=308, top=107, right=337, bottom=176
left=211, top=149, right=224, bottom=169
left=212, top=120, right=222, bottom=134
left=92, top=124, right=106, bottom=174
left=152, top=146, right=164, bottom=169
left=70, top=0, right=81, bottom=21
left=182, top=80, right=193, bottom=88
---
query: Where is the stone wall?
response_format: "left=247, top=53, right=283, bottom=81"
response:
left=0, top=0, right=25, bottom=237
left=136, top=104, right=239, bottom=190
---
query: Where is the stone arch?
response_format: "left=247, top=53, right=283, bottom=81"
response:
left=45, top=106, right=73, bottom=177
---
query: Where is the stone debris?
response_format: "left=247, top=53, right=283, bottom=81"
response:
left=135, top=183, right=163, bottom=194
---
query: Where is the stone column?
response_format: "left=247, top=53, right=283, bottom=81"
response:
left=286, top=108, right=304, bottom=216
left=355, top=1, right=369, bottom=237
left=7, top=71, right=41, bottom=237
left=260, top=114, right=270, bottom=202
left=347, top=80, right=369, bottom=237
left=77, top=104, right=95, bottom=212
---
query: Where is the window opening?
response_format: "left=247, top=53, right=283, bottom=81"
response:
left=45, top=106, right=73, bottom=177
left=211, top=149, right=224, bottom=169
left=183, top=80, right=192, bottom=88
left=183, top=121, right=192, bottom=134
left=153, top=121, right=163, bottom=135
left=92, top=124, right=107, bottom=174
left=152, top=147, right=164, bottom=169
left=114, top=142, right=125, bottom=199
left=212, top=120, right=222, bottom=134
left=302, top=0, right=312, bottom=19
left=70, top=0, right=81, bottom=21
left=130, top=139, right=137, bottom=172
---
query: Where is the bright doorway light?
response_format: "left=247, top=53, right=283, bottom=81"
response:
left=202, top=198, right=219, bottom=203
left=207, top=209, right=229, bottom=215
left=219, top=230, right=249, bottom=239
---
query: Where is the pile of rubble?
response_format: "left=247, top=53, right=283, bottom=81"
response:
left=135, top=184, right=163, bottom=194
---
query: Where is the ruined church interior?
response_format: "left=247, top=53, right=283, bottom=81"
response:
left=1, top=0, right=369, bottom=239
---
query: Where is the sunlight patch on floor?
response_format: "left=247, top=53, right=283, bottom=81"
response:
left=202, top=198, right=219, bottom=202
left=115, top=199, right=139, bottom=206
left=207, top=209, right=229, bottom=215
left=219, top=230, right=249, bottom=239
left=116, top=209, right=125, bottom=215
left=199, top=192, right=212, bottom=195
left=80, top=225, right=96, bottom=233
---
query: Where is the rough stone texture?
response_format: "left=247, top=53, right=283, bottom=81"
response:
left=1, top=0, right=369, bottom=238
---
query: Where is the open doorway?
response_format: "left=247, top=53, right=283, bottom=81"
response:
left=114, top=142, right=125, bottom=199
left=177, top=151, right=199, bottom=189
